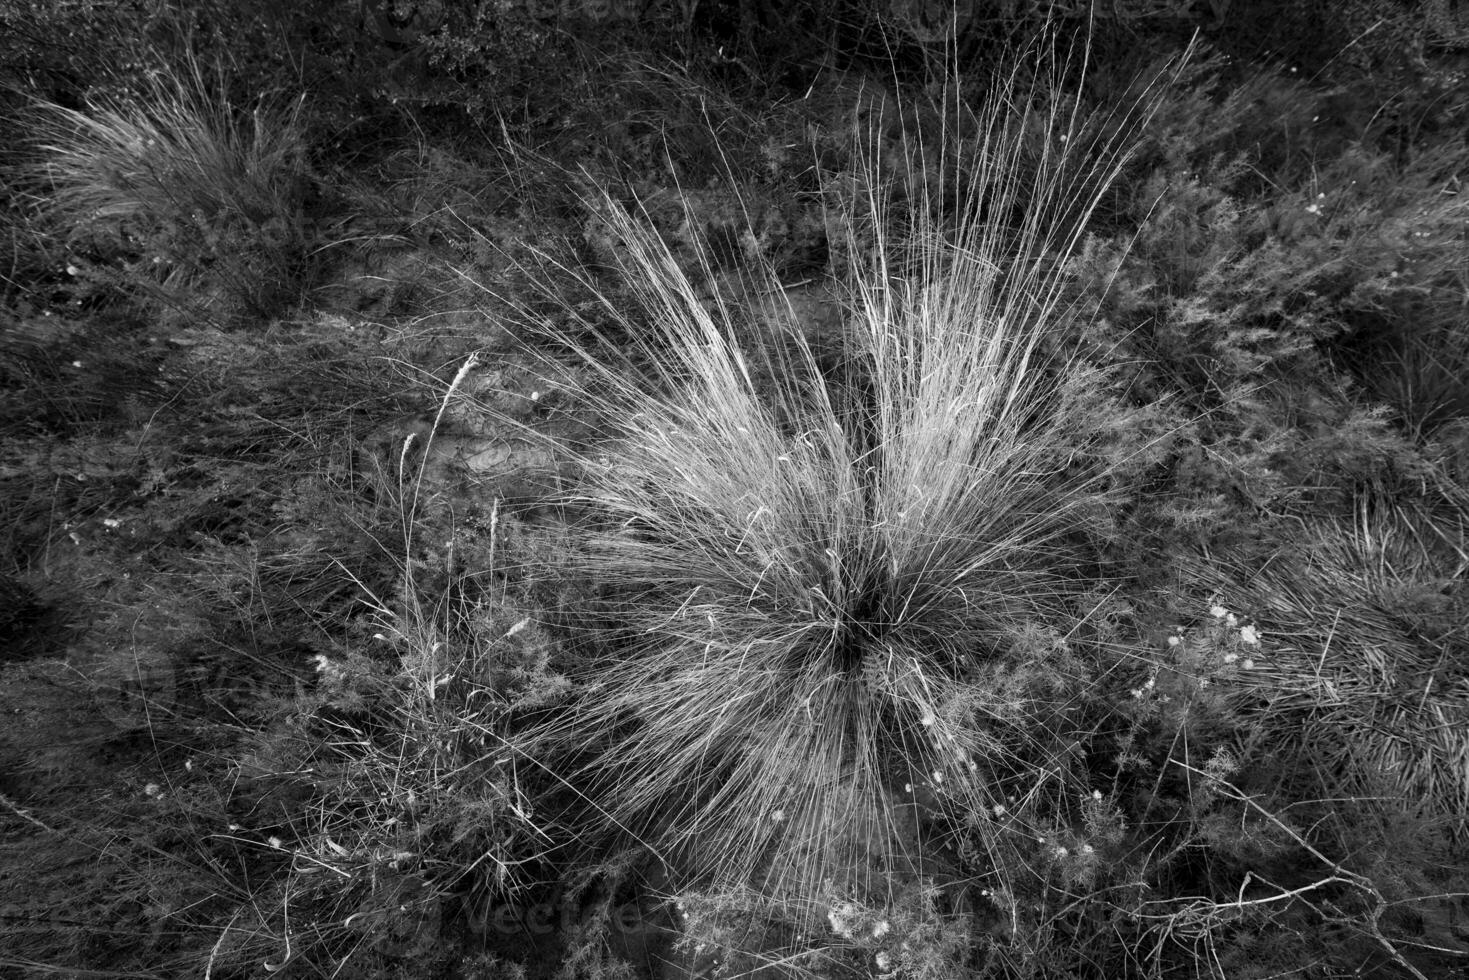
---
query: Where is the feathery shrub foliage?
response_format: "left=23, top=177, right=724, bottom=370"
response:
left=27, top=55, right=315, bottom=325
left=491, top=48, right=1184, bottom=937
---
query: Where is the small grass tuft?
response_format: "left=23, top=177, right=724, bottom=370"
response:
left=26, top=52, right=316, bottom=325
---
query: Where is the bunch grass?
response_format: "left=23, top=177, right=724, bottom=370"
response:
left=1176, top=485, right=1469, bottom=835
left=27, top=52, right=314, bottom=324
left=490, top=43, right=1186, bottom=934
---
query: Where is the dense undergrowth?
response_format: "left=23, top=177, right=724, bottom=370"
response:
left=3, top=2, right=1469, bottom=979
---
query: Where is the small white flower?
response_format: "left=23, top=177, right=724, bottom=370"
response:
left=904, top=783, right=913, bottom=793
left=1091, top=789, right=1102, bottom=801
left=1167, top=635, right=1181, bottom=647
left=770, top=809, right=785, bottom=823
left=1223, top=652, right=1239, bottom=664
left=1210, top=604, right=1228, bottom=619
left=991, top=803, right=1006, bottom=817
left=931, top=770, right=943, bottom=784
left=268, top=836, right=284, bottom=849
left=871, top=920, right=890, bottom=940
left=143, top=783, right=162, bottom=798
left=1242, top=658, right=1255, bottom=670
left=1082, top=844, right=1095, bottom=855
left=875, top=951, right=892, bottom=971
left=1053, top=846, right=1069, bottom=858
left=1239, top=625, right=1260, bottom=646
left=828, top=902, right=858, bottom=937
left=919, top=706, right=937, bottom=727
left=1225, top=613, right=1239, bottom=628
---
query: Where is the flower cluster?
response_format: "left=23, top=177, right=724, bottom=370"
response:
left=1133, top=597, right=1265, bottom=702
left=826, top=900, right=890, bottom=944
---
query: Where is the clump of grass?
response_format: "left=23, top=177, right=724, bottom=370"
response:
left=1175, top=486, right=1469, bottom=835
left=1359, top=315, right=1469, bottom=442
left=26, top=53, right=315, bottom=325
left=192, top=465, right=564, bottom=976
left=491, top=47, right=1181, bottom=931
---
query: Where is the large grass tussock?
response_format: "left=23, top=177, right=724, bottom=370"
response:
left=500, top=56, right=1179, bottom=924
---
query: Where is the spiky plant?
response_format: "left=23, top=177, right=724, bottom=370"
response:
left=27, top=53, right=313, bottom=323
left=494, top=50, right=1180, bottom=934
